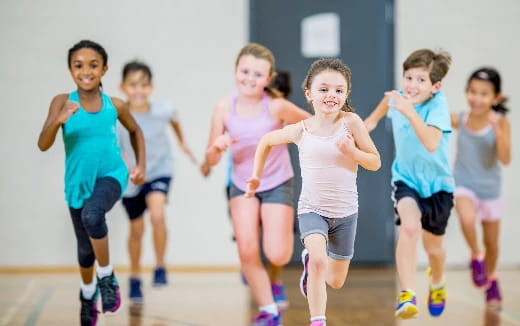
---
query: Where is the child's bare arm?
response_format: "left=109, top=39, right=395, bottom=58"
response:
left=364, top=96, right=390, bottom=132
left=246, top=123, right=303, bottom=197
left=341, top=114, right=381, bottom=171
left=38, top=94, right=73, bottom=151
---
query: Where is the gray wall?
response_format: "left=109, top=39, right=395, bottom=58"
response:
left=0, top=0, right=518, bottom=267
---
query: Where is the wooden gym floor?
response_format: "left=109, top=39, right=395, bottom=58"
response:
left=0, top=267, right=519, bottom=325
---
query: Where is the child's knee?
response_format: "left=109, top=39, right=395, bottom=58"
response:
left=328, top=277, right=346, bottom=289
left=309, top=254, right=328, bottom=275
left=81, top=207, right=107, bottom=239
left=401, top=220, right=422, bottom=238
left=425, top=245, right=445, bottom=259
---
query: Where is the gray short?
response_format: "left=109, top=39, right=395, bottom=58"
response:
left=298, top=212, right=358, bottom=260
left=229, top=178, right=295, bottom=207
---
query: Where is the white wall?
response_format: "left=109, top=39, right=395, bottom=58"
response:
left=1, top=0, right=518, bottom=268
left=0, top=0, right=247, bottom=266
left=395, top=0, right=520, bottom=267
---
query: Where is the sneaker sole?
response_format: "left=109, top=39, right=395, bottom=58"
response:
left=395, top=303, right=419, bottom=319
left=299, top=249, right=309, bottom=298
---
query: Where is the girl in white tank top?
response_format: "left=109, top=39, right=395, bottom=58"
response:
left=246, top=59, right=381, bottom=326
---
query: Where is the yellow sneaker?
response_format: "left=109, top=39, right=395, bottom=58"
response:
left=395, top=290, right=419, bottom=319
left=426, top=267, right=447, bottom=317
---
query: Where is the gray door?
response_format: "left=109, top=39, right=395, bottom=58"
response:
left=250, top=0, right=395, bottom=264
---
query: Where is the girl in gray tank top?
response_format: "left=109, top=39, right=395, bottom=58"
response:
left=451, top=67, right=511, bottom=309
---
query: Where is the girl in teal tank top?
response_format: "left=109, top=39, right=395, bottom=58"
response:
left=37, top=40, right=146, bottom=324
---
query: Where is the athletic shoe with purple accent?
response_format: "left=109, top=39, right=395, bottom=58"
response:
left=486, top=279, right=502, bottom=310
left=251, top=311, right=281, bottom=326
left=271, top=283, right=289, bottom=309
left=80, top=288, right=99, bottom=326
left=470, top=258, right=488, bottom=287
left=299, top=249, right=309, bottom=298
left=98, top=272, right=121, bottom=313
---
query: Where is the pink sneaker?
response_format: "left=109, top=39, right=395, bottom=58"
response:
left=310, top=321, right=326, bottom=326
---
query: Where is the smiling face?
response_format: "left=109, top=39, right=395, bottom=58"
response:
left=305, top=70, right=348, bottom=115
left=466, top=79, right=498, bottom=116
left=402, top=67, right=441, bottom=105
left=234, top=54, right=272, bottom=97
left=69, top=48, right=107, bottom=91
left=120, top=70, right=153, bottom=107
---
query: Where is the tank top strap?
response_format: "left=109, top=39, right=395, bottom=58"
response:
left=341, top=116, right=352, bottom=134
left=261, top=92, right=270, bottom=113
left=230, top=94, right=239, bottom=115
left=300, top=120, right=308, bottom=132
left=68, top=90, right=79, bottom=102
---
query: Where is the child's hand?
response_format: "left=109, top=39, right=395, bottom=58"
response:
left=488, top=110, right=501, bottom=127
left=336, top=133, right=357, bottom=156
left=212, top=134, right=238, bottom=153
left=180, top=142, right=197, bottom=164
left=130, top=167, right=145, bottom=185
left=245, top=177, right=260, bottom=198
left=200, top=161, right=211, bottom=177
left=385, top=91, right=414, bottom=118
left=57, top=101, right=79, bottom=124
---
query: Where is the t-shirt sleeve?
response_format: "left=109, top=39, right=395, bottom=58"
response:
left=425, top=93, right=451, bottom=132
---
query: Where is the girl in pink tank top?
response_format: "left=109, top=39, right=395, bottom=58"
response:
left=200, top=43, right=310, bottom=325
left=246, top=58, right=380, bottom=326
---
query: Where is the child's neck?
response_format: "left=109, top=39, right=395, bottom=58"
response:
left=77, top=88, right=101, bottom=101
left=315, top=111, right=342, bottom=127
left=237, top=93, right=264, bottom=105
left=129, top=102, right=151, bottom=113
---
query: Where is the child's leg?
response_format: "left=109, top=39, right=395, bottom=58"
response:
left=230, top=196, right=274, bottom=306
left=267, top=263, right=283, bottom=284
left=69, top=207, right=96, bottom=284
left=482, top=220, right=500, bottom=278
left=128, top=216, right=145, bottom=276
left=455, top=195, right=481, bottom=257
left=83, top=177, right=121, bottom=267
left=395, top=197, right=422, bottom=290
left=145, top=192, right=168, bottom=267
left=324, top=213, right=357, bottom=289
left=261, top=203, right=294, bottom=269
left=326, top=259, right=350, bottom=289
left=304, top=234, right=328, bottom=317
left=422, top=231, right=446, bottom=284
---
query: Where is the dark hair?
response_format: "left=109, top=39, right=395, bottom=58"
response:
left=403, top=49, right=451, bottom=84
left=467, top=67, right=509, bottom=114
left=122, top=60, right=153, bottom=82
left=67, top=40, right=108, bottom=68
left=67, top=40, right=108, bottom=91
left=269, top=70, right=292, bottom=98
left=302, top=58, right=354, bottom=112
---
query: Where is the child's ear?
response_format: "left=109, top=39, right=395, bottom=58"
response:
left=304, top=88, right=312, bottom=102
left=432, top=81, right=442, bottom=94
left=102, top=65, right=108, bottom=76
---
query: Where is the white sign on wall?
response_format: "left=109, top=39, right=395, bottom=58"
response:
left=301, top=12, right=340, bottom=58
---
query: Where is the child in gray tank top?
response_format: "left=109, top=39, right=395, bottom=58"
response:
left=451, top=67, right=511, bottom=310
left=117, top=61, right=197, bottom=304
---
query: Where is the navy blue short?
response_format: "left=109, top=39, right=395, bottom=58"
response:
left=122, top=177, right=171, bottom=220
left=392, top=181, right=453, bottom=235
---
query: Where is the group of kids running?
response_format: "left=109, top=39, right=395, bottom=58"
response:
left=37, top=39, right=511, bottom=326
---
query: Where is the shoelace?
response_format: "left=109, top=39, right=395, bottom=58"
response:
left=99, top=277, right=117, bottom=306
left=80, top=299, right=97, bottom=320
left=430, top=288, right=445, bottom=304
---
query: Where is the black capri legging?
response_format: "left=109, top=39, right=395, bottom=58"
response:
left=69, top=177, right=121, bottom=268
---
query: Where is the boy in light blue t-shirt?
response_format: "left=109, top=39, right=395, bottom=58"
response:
left=365, top=49, right=454, bottom=320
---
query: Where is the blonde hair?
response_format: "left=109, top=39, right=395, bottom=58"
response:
left=235, top=43, right=282, bottom=98
left=302, top=58, right=354, bottom=112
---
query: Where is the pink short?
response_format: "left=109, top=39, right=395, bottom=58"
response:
left=454, top=186, right=504, bottom=222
